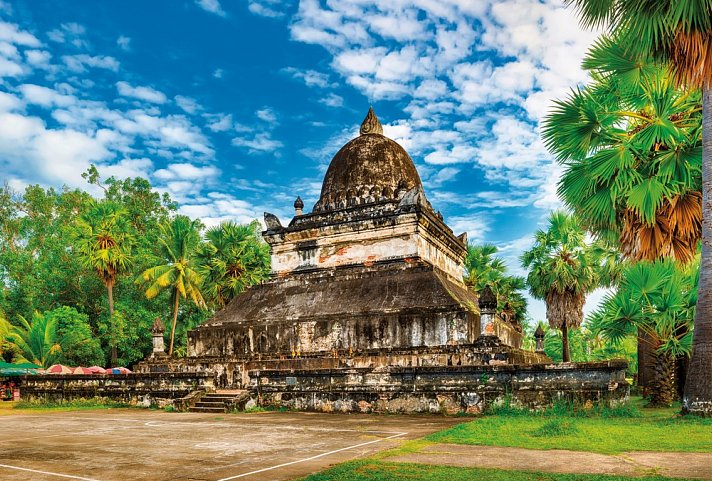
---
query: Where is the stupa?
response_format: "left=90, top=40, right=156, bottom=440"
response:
left=187, top=108, right=523, bottom=369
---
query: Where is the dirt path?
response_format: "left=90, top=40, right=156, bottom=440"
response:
left=388, top=444, right=712, bottom=479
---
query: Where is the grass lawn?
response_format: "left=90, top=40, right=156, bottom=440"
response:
left=0, top=398, right=131, bottom=414
left=298, top=461, right=701, bottom=481
left=426, top=399, right=712, bottom=454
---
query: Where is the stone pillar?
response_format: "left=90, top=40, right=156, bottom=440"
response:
left=478, top=285, right=497, bottom=338
left=534, top=324, right=545, bottom=352
left=151, top=318, right=167, bottom=357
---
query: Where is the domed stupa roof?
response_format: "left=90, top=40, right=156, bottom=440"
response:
left=313, top=107, right=423, bottom=212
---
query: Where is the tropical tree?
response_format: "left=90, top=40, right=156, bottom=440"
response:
left=589, top=259, right=697, bottom=406
left=464, top=244, right=529, bottom=325
left=564, top=0, right=712, bottom=419
left=136, top=216, right=205, bottom=356
left=196, top=220, right=270, bottom=309
left=73, top=201, right=134, bottom=366
left=6, top=312, right=63, bottom=368
left=521, top=211, right=600, bottom=362
left=543, top=39, right=702, bottom=263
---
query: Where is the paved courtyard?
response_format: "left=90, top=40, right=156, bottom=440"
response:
left=0, top=409, right=461, bottom=481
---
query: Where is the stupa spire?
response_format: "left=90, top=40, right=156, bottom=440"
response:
left=359, top=106, right=383, bottom=136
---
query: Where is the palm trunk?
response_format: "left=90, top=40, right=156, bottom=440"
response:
left=169, top=290, right=180, bottom=356
left=561, top=323, right=571, bottom=362
left=684, top=86, right=712, bottom=417
left=108, top=282, right=117, bottom=367
left=650, top=349, right=677, bottom=407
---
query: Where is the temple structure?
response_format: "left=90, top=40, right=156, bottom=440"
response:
left=187, top=108, right=523, bottom=363
left=137, top=109, right=631, bottom=415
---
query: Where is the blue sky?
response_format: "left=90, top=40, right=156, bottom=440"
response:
left=0, top=0, right=605, bottom=322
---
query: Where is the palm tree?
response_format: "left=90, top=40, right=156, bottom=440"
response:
left=521, top=211, right=600, bottom=362
left=196, top=220, right=270, bottom=309
left=589, top=259, right=696, bottom=406
left=543, top=38, right=702, bottom=263
left=564, top=0, right=712, bottom=417
left=74, top=201, right=133, bottom=366
left=6, top=313, right=63, bottom=368
left=136, top=216, right=205, bottom=356
left=464, top=244, right=528, bottom=325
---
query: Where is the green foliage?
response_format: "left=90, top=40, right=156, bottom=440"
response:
left=464, top=244, right=528, bottom=324
left=427, top=398, right=712, bottom=454
left=3, top=311, right=79, bottom=368
left=136, top=215, right=206, bottom=356
left=43, top=306, right=103, bottom=366
left=196, top=220, right=271, bottom=309
left=298, top=460, right=691, bottom=481
left=531, top=419, right=580, bottom=437
left=14, top=397, right=131, bottom=410
left=590, top=259, right=697, bottom=359
left=543, top=38, right=702, bottom=263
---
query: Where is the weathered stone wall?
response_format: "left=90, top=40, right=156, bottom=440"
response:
left=19, top=373, right=213, bottom=407
left=250, top=361, right=628, bottom=414
left=139, top=345, right=548, bottom=389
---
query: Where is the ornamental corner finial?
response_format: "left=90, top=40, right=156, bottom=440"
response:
left=359, top=106, right=383, bottom=136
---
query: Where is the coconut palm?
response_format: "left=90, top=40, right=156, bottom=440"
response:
left=73, top=201, right=133, bottom=366
left=136, top=216, right=205, bottom=356
left=563, top=0, right=712, bottom=417
left=196, top=220, right=270, bottom=309
left=589, top=259, right=696, bottom=406
left=521, top=211, right=600, bottom=362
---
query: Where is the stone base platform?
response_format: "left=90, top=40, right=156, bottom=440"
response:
left=251, top=360, right=630, bottom=414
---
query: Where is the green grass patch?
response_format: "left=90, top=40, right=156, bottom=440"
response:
left=427, top=398, right=712, bottom=454
left=12, top=397, right=132, bottom=411
left=297, top=460, right=699, bottom=481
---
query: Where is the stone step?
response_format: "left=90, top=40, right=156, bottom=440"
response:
left=194, top=401, right=227, bottom=408
left=189, top=406, right=226, bottom=413
left=202, top=395, right=238, bottom=401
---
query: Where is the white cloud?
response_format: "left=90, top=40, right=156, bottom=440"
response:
left=47, top=23, right=87, bottom=48
left=232, top=132, right=283, bottom=153
left=255, top=107, right=277, bottom=124
left=24, top=50, right=51, bottom=68
left=248, top=0, right=284, bottom=18
left=319, top=93, right=343, bottom=108
left=174, top=95, right=201, bottom=114
left=116, top=81, right=167, bottom=104
left=19, top=84, right=76, bottom=107
left=154, top=162, right=220, bottom=181
left=63, top=54, right=120, bottom=73
left=0, top=21, right=41, bottom=47
left=196, top=0, right=226, bottom=17
left=117, top=36, right=131, bottom=51
left=282, top=67, right=334, bottom=88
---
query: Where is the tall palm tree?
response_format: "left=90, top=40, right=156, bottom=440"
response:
left=136, top=216, right=205, bottom=356
left=564, top=0, right=712, bottom=416
left=74, top=201, right=133, bottom=366
left=589, top=259, right=696, bottom=406
left=196, top=220, right=270, bottom=309
left=521, top=211, right=600, bottom=362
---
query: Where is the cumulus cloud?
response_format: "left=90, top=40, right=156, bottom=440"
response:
left=116, top=81, right=167, bottom=103
left=195, top=0, right=226, bottom=17
left=63, top=54, right=120, bottom=73
left=116, top=35, right=131, bottom=51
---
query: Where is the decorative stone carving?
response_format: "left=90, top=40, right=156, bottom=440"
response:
left=264, top=212, right=283, bottom=231
left=359, top=106, right=383, bottom=136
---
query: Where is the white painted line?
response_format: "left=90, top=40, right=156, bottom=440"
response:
left=0, top=464, right=102, bottom=481
left=215, top=432, right=407, bottom=481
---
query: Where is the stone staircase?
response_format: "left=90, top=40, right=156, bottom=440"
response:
left=188, top=391, right=249, bottom=413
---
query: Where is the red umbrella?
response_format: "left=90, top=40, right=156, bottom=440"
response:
left=45, top=364, right=73, bottom=374
left=87, top=366, right=107, bottom=374
left=73, top=367, right=92, bottom=375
